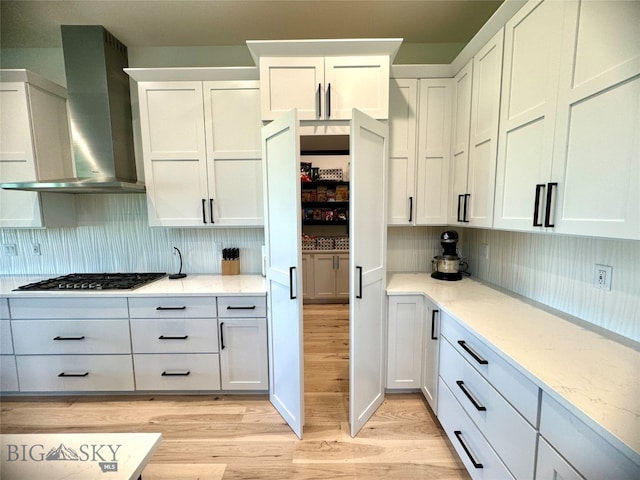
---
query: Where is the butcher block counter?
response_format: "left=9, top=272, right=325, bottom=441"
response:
left=387, top=272, right=639, bottom=478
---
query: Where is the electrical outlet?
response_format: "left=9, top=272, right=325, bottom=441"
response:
left=594, top=264, right=612, bottom=291
left=3, top=244, right=18, bottom=256
left=32, top=243, right=41, bottom=255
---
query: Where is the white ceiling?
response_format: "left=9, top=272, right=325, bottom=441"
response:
left=1, top=0, right=504, bottom=49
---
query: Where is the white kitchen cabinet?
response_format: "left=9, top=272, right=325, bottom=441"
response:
left=388, top=77, right=451, bottom=226
left=494, top=0, right=639, bottom=239
left=0, top=71, right=76, bottom=228
left=259, top=56, right=390, bottom=121
left=449, top=28, right=503, bottom=227
left=386, top=295, right=424, bottom=389
left=536, top=438, right=583, bottom=480
left=136, top=79, right=263, bottom=227
left=133, top=354, right=221, bottom=391
left=420, top=298, right=439, bottom=413
left=0, top=298, right=18, bottom=392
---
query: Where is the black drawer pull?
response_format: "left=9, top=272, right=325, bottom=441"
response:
left=159, top=335, right=188, bottom=340
left=54, top=335, right=85, bottom=341
left=456, top=380, right=487, bottom=411
left=58, top=372, right=89, bottom=377
left=431, top=310, right=439, bottom=340
left=226, top=305, right=256, bottom=310
left=457, top=340, right=488, bottom=365
left=454, top=430, right=483, bottom=469
left=156, top=306, right=186, bottom=311
left=161, top=371, right=191, bottom=377
left=220, top=322, right=225, bottom=350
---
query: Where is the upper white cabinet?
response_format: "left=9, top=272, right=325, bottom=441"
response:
left=0, top=70, right=76, bottom=228
left=134, top=76, right=263, bottom=227
left=388, top=77, right=451, bottom=226
left=495, top=0, right=639, bottom=239
left=259, top=56, right=390, bottom=121
left=448, top=29, right=503, bottom=228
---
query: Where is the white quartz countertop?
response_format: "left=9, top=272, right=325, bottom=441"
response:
left=0, top=274, right=266, bottom=297
left=387, top=272, right=640, bottom=461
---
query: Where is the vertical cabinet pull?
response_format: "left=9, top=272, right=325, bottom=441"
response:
left=318, top=83, right=322, bottom=117
left=289, top=266, right=297, bottom=299
left=356, top=266, right=363, bottom=299
left=457, top=340, right=489, bottom=365
left=430, top=309, right=439, bottom=340
left=327, top=83, right=331, bottom=118
left=533, top=184, right=545, bottom=226
left=463, top=194, right=470, bottom=223
left=456, top=380, right=487, bottom=411
left=408, top=196, right=413, bottom=223
left=201, top=198, right=207, bottom=224
left=457, top=195, right=464, bottom=222
left=454, top=430, right=483, bottom=469
left=544, top=182, right=558, bottom=227
left=209, top=198, right=215, bottom=224
left=220, top=322, right=225, bottom=350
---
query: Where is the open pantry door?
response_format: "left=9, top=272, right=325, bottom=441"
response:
left=262, top=109, right=304, bottom=439
left=349, top=109, right=389, bottom=437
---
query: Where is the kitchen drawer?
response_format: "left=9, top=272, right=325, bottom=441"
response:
left=0, top=298, right=9, bottom=319
left=540, top=392, right=640, bottom=480
left=133, top=354, right=221, bottom=391
left=437, top=378, right=515, bottom=480
left=131, top=318, right=219, bottom=354
left=9, top=297, right=129, bottom=319
left=1, top=317, right=13, bottom=354
left=128, top=296, right=216, bottom=319
left=16, top=355, right=134, bottom=392
left=440, top=337, right=537, bottom=480
left=536, top=437, right=583, bottom=480
left=12, top=320, right=131, bottom=354
left=217, top=296, right=266, bottom=318
left=1, top=355, right=19, bottom=392
left=441, top=312, right=539, bottom=425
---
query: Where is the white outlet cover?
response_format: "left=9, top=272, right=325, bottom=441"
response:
left=594, top=264, right=612, bottom=291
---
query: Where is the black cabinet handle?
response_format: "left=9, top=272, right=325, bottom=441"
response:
left=226, top=305, right=256, bottom=310
left=430, top=309, right=439, bottom=340
left=58, top=372, right=89, bottom=377
left=289, top=266, right=297, bottom=299
left=533, top=184, right=545, bottom=226
left=156, top=306, right=186, bottom=311
left=318, top=83, right=322, bottom=117
left=454, top=430, right=483, bottom=469
left=327, top=83, right=331, bottom=118
left=54, top=335, right=85, bottom=341
left=356, top=266, right=363, bottom=299
left=544, top=182, right=558, bottom=227
left=202, top=198, right=207, bottom=224
left=408, top=196, right=413, bottom=223
left=457, top=340, right=488, bottom=365
left=457, top=194, right=464, bottom=222
left=463, top=194, right=470, bottom=222
left=161, top=371, right=190, bottom=376
left=220, top=322, right=225, bottom=350
left=456, top=380, right=487, bottom=411
left=159, top=335, right=188, bottom=340
left=210, top=198, right=215, bottom=224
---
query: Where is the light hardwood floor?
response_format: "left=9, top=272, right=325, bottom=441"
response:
left=0, top=304, right=469, bottom=479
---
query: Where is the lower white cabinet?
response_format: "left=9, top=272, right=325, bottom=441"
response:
left=16, top=355, right=134, bottom=392
left=0, top=355, right=18, bottom=392
left=421, top=299, right=440, bottom=413
left=536, top=437, right=583, bottom=480
left=133, top=354, right=221, bottom=391
left=219, top=318, right=268, bottom=391
left=386, top=295, right=424, bottom=389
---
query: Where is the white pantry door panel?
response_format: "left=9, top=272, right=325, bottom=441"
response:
left=349, top=109, right=388, bottom=437
left=262, top=110, right=304, bottom=439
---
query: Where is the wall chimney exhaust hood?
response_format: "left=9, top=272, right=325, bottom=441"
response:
left=1, top=26, right=144, bottom=194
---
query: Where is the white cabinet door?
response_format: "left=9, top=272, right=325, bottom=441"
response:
left=138, top=81, right=209, bottom=227
left=466, top=29, right=503, bottom=228
left=448, top=61, right=473, bottom=225
left=262, top=109, right=304, bottom=438
left=536, top=438, right=583, bottom=480
left=551, top=0, right=640, bottom=239
left=219, top=318, right=268, bottom=391
left=388, top=78, right=418, bottom=225
left=415, top=79, right=452, bottom=225
left=349, top=109, right=388, bottom=437
left=203, top=81, right=263, bottom=226
left=421, top=298, right=439, bottom=413
left=494, top=0, right=566, bottom=232
left=325, top=56, right=390, bottom=120
left=387, top=296, right=423, bottom=389
left=259, top=57, right=324, bottom=120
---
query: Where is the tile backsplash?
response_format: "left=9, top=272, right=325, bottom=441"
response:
left=2, top=196, right=637, bottom=342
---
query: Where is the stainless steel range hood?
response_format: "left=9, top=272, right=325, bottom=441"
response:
left=1, top=25, right=144, bottom=194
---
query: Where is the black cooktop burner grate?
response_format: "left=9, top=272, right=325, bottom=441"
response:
left=15, top=273, right=166, bottom=291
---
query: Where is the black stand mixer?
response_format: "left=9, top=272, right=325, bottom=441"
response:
left=431, top=230, right=465, bottom=281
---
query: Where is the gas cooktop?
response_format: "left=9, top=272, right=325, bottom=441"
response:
left=15, top=273, right=166, bottom=291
